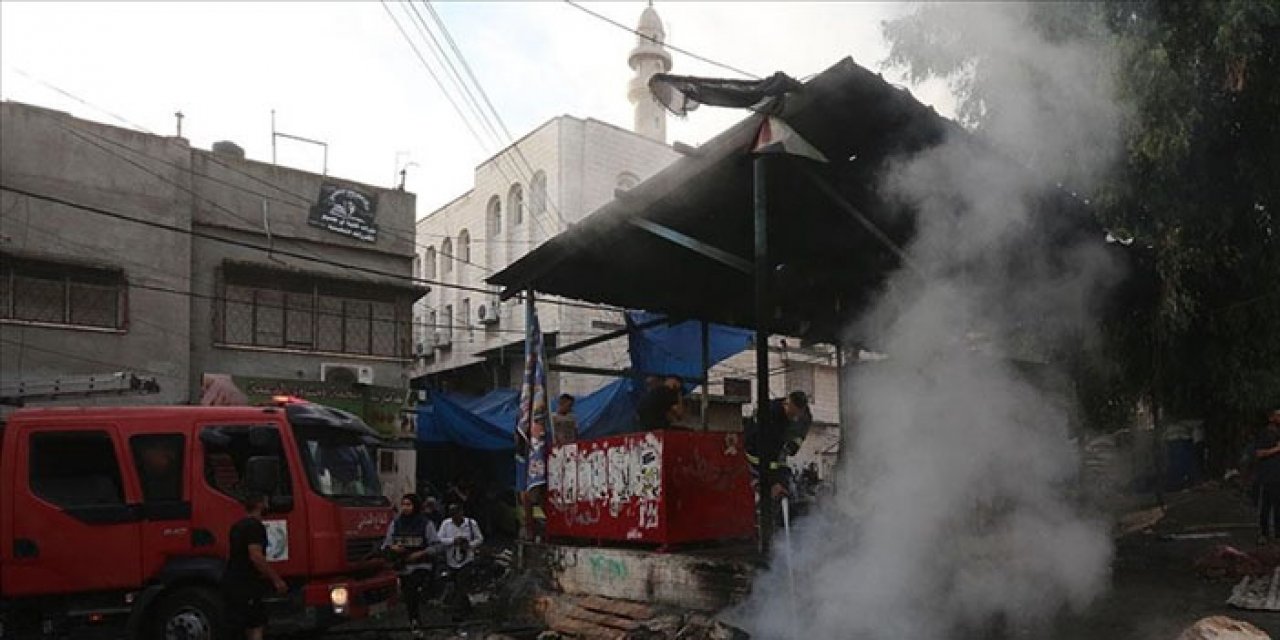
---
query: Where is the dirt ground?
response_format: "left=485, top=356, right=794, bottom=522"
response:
left=1046, top=484, right=1280, bottom=640
left=327, top=484, right=1280, bottom=639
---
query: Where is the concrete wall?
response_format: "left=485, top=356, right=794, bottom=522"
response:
left=541, top=544, right=754, bottom=612
left=1, top=102, right=193, bottom=405
left=1, top=101, right=419, bottom=407
left=187, top=151, right=418, bottom=398
left=377, top=447, right=417, bottom=505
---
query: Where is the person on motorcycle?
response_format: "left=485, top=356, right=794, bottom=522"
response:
left=382, top=493, right=439, bottom=636
left=437, top=503, right=485, bottom=620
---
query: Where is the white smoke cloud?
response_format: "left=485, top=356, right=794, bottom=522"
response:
left=738, top=4, right=1125, bottom=638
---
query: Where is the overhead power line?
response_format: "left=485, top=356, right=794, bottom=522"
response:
left=0, top=337, right=180, bottom=379
left=420, top=0, right=574, bottom=232
left=6, top=214, right=552, bottom=337
left=35, top=97, right=609, bottom=316
left=11, top=67, right=157, bottom=133
left=561, top=1, right=759, bottom=79
left=381, top=0, right=565, bottom=242
left=0, top=182, right=625, bottom=316
left=10, top=53, right=620, bottom=313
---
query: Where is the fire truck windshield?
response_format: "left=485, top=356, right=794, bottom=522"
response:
left=294, top=425, right=383, bottom=503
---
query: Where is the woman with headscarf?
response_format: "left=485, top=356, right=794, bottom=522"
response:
left=382, top=493, right=438, bottom=636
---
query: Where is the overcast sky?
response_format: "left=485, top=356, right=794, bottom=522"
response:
left=0, top=1, right=955, bottom=216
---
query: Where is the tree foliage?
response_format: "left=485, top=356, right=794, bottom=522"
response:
left=883, top=1, right=1280, bottom=445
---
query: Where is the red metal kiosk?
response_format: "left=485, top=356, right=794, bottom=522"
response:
left=544, top=429, right=756, bottom=545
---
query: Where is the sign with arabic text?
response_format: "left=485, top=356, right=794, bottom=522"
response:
left=199, top=373, right=403, bottom=436
left=308, top=183, right=379, bottom=243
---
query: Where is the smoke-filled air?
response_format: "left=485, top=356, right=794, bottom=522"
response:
left=740, top=4, right=1128, bottom=639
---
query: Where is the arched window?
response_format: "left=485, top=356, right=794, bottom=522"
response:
left=425, top=246, right=437, bottom=279
left=616, top=172, right=639, bottom=191
left=487, top=196, right=502, bottom=236
left=508, top=184, right=524, bottom=226
left=486, top=196, right=502, bottom=270
left=458, top=229, right=471, bottom=263
left=441, top=238, right=453, bottom=274
left=530, top=171, right=547, bottom=218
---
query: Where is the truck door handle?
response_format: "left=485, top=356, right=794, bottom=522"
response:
left=15, top=538, right=38, bottom=558
left=192, top=528, right=215, bottom=547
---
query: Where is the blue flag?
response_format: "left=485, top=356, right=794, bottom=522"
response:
left=514, top=301, right=551, bottom=491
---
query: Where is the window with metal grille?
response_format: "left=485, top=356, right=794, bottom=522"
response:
left=217, top=265, right=410, bottom=358
left=1, top=254, right=125, bottom=330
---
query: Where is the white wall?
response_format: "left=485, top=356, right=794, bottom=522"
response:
left=412, top=116, right=679, bottom=397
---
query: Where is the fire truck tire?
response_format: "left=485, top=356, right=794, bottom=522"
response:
left=150, top=586, right=227, bottom=640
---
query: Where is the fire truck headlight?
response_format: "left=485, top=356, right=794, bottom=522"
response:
left=329, top=585, right=350, bottom=613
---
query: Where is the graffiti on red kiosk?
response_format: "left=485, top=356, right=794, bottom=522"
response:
left=548, top=432, right=664, bottom=535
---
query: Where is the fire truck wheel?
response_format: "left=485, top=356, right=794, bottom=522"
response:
left=151, top=586, right=226, bottom=640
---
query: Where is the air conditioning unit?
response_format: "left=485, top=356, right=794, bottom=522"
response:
left=433, top=330, right=452, bottom=348
left=476, top=301, right=500, bottom=325
left=320, top=363, right=375, bottom=386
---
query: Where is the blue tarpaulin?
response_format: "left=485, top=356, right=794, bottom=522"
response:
left=417, top=377, right=643, bottom=451
left=626, top=311, right=753, bottom=382
left=416, top=311, right=750, bottom=458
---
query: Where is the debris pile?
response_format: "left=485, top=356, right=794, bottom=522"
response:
left=1228, top=567, right=1280, bottom=612
left=1194, top=545, right=1265, bottom=581
left=1116, top=505, right=1167, bottom=537
left=532, top=594, right=748, bottom=639
left=1177, top=615, right=1270, bottom=639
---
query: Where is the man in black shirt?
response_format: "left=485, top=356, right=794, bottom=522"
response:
left=744, top=391, right=813, bottom=505
left=1256, top=410, right=1280, bottom=545
left=637, top=375, right=684, bottom=430
left=223, top=492, right=286, bottom=640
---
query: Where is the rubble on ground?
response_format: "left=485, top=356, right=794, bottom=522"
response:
left=1116, top=505, right=1167, bottom=537
left=1194, top=545, right=1265, bottom=581
left=532, top=594, right=748, bottom=639
left=1177, top=615, right=1271, bottom=639
left=1228, top=567, right=1280, bottom=612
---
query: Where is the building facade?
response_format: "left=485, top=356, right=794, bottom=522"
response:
left=411, top=6, right=846, bottom=464
left=411, top=6, right=682, bottom=399
left=411, top=115, right=679, bottom=397
left=1, top=101, right=422, bottom=438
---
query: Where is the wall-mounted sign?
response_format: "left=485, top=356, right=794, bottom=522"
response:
left=309, top=183, right=379, bottom=243
left=200, top=373, right=404, bottom=436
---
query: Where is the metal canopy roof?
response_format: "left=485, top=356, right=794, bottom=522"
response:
left=488, top=58, right=1113, bottom=345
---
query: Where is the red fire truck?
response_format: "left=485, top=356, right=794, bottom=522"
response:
left=0, top=399, right=399, bottom=638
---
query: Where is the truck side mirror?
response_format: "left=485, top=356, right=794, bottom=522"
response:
left=244, top=456, right=281, bottom=495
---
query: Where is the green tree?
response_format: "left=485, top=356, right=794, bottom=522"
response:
left=883, top=1, right=1280, bottom=457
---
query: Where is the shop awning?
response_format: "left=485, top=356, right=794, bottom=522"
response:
left=488, top=58, right=1119, bottom=345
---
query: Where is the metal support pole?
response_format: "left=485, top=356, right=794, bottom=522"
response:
left=271, top=109, right=277, bottom=165
left=701, top=320, right=710, bottom=430
left=754, top=154, right=774, bottom=551
left=833, top=343, right=847, bottom=495
left=520, top=287, right=537, bottom=539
